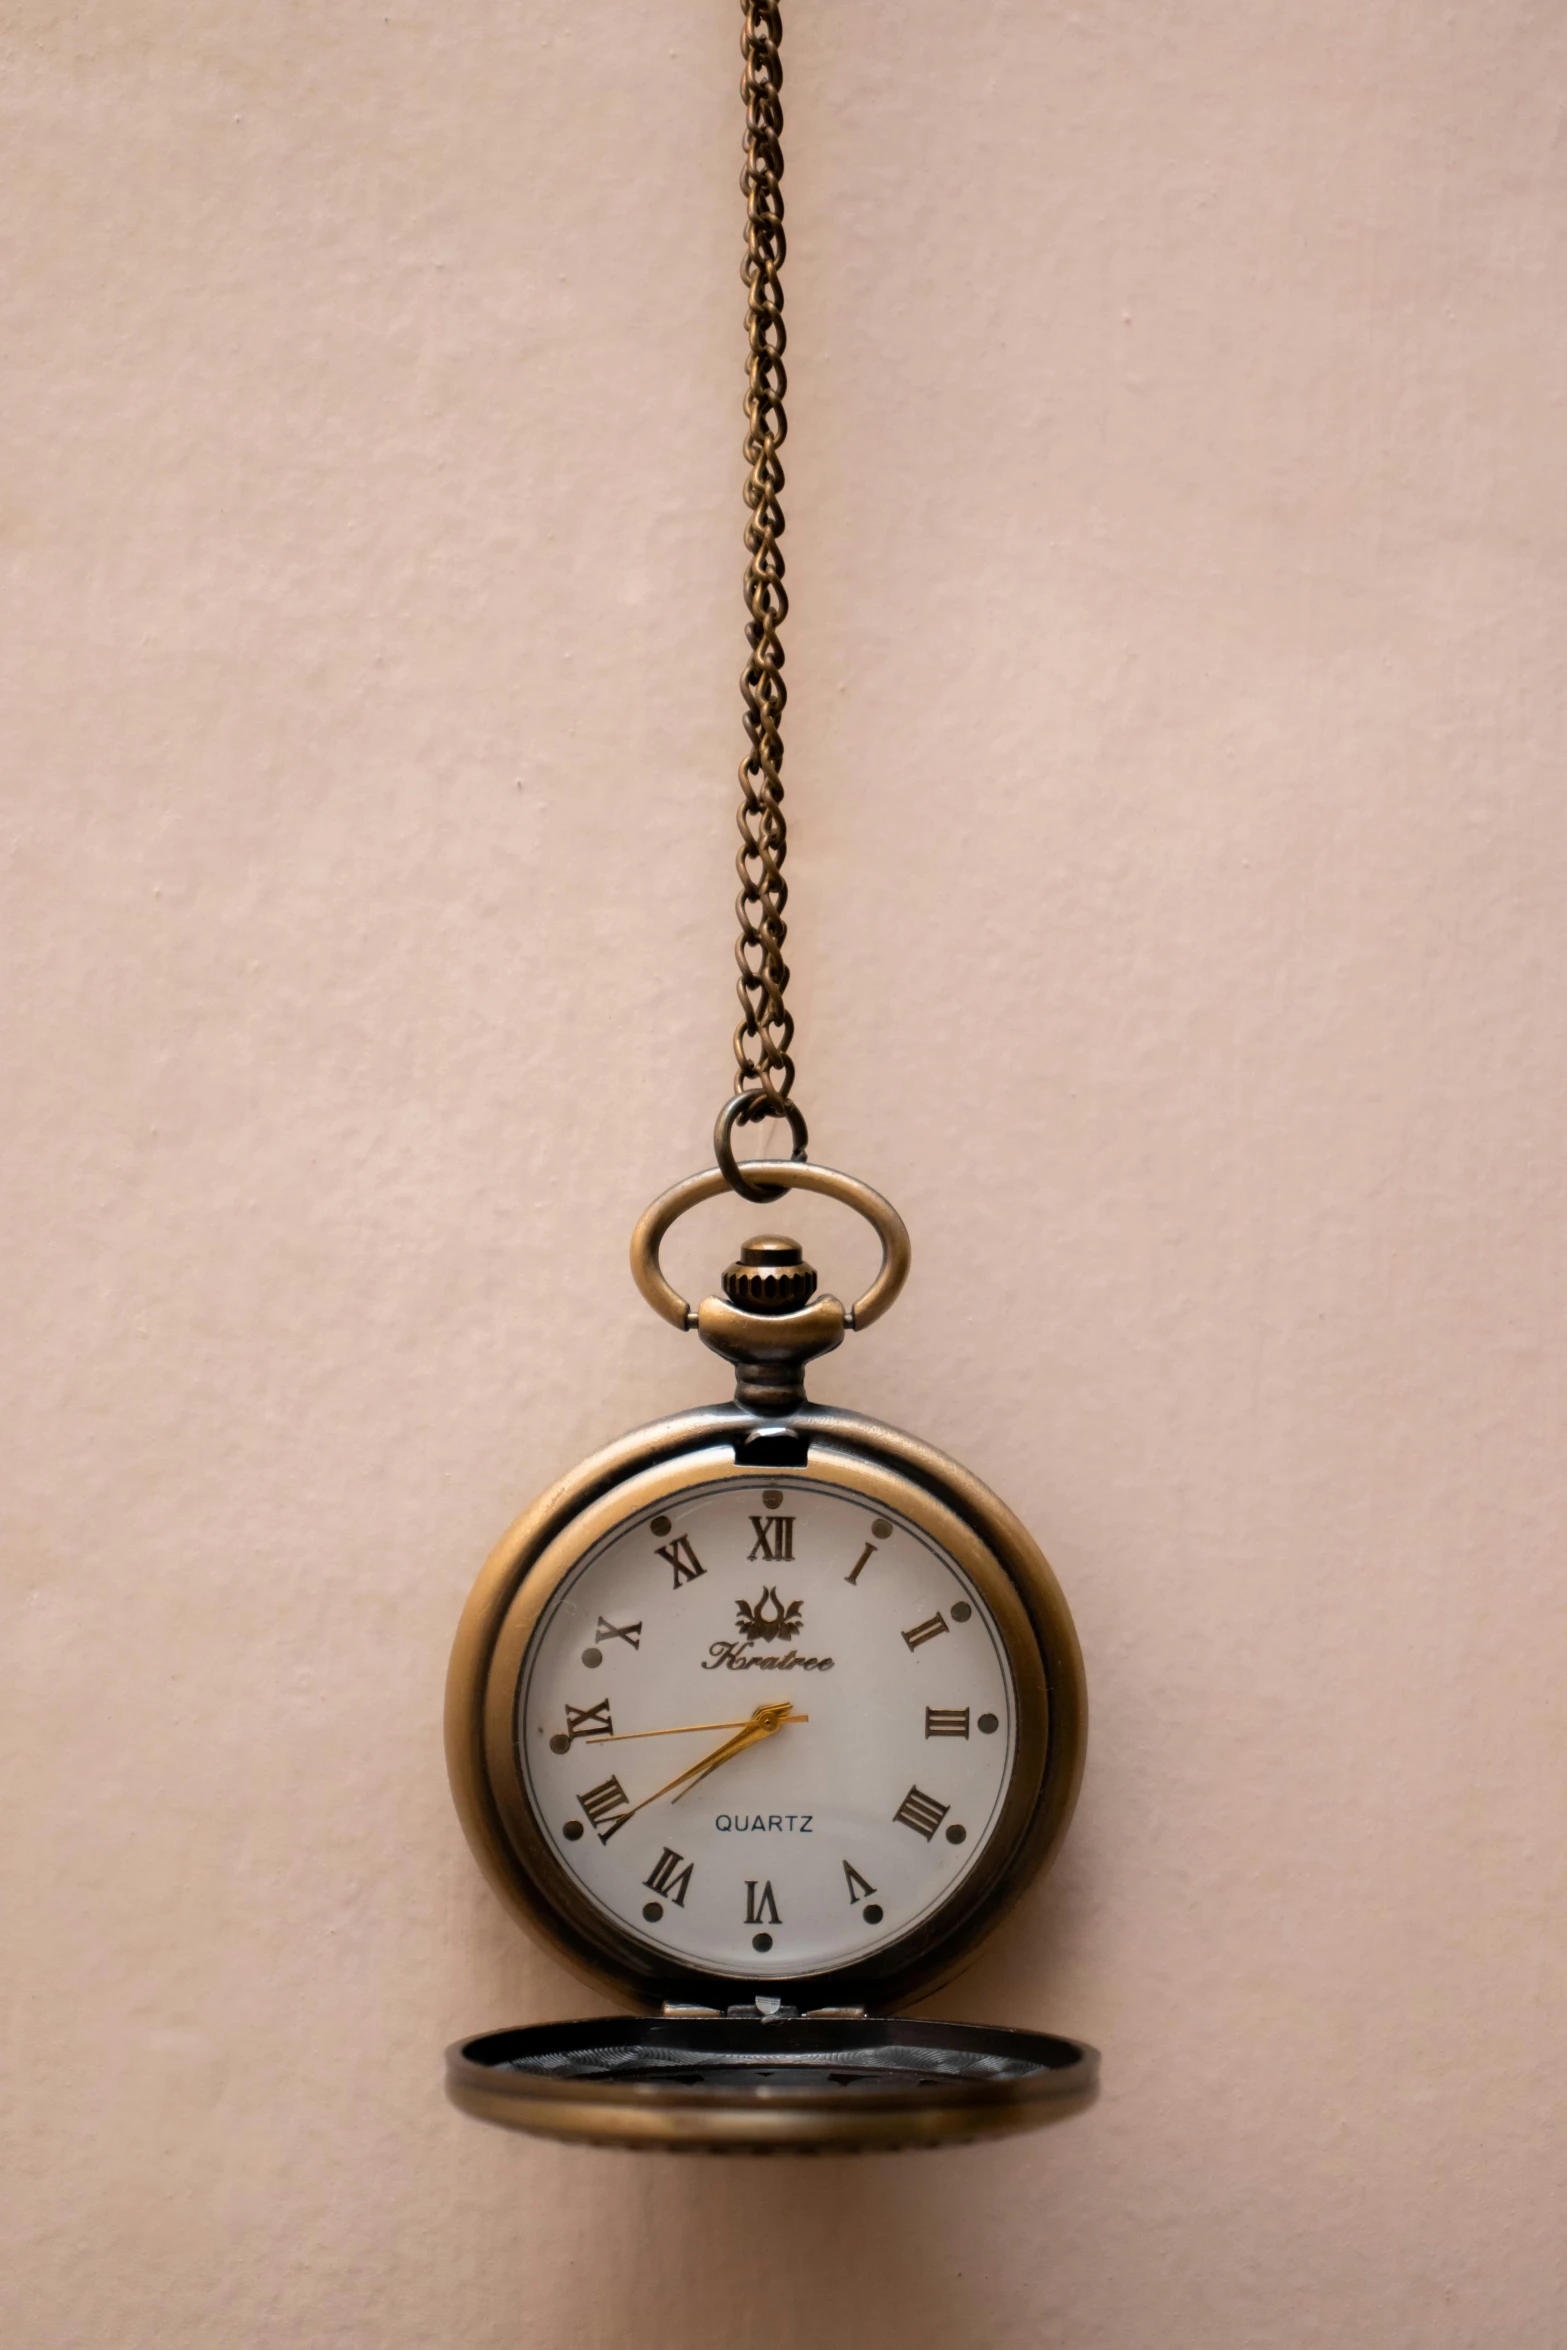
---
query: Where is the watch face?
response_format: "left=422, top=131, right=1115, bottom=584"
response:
left=513, top=1471, right=1021, bottom=1981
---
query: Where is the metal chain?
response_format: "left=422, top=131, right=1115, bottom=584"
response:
left=730, top=1, right=799, bottom=1140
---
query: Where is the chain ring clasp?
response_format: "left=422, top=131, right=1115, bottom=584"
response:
left=631, top=1158, right=911, bottom=1335
left=713, top=1092, right=809, bottom=1205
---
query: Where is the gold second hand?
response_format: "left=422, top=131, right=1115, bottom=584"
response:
left=590, top=1714, right=807, bottom=1745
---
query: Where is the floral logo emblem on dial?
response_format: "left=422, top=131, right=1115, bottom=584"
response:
left=734, top=1585, right=804, bottom=1644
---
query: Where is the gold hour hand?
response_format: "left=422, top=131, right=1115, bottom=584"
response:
left=617, top=1703, right=803, bottom=1822
left=668, top=1700, right=799, bottom=1805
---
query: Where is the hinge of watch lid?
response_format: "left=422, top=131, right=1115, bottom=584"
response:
left=660, top=1996, right=867, bottom=2020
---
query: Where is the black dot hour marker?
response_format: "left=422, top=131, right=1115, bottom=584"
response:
left=862, top=1903, right=884, bottom=1925
left=946, top=1824, right=967, bottom=1844
left=649, top=1515, right=672, bottom=1537
left=978, top=1712, right=999, bottom=1734
left=762, top=1488, right=784, bottom=1509
left=950, top=1601, right=972, bottom=1623
left=871, top=1518, right=893, bottom=1539
left=549, top=1734, right=570, bottom=1754
left=562, top=1820, right=584, bottom=1840
left=581, top=1647, right=603, bottom=1668
left=642, top=1901, right=664, bottom=1923
left=752, top=1932, right=773, bottom=1952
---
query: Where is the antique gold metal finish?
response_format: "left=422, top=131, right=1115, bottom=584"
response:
left=445, top=1404, right=1086, bottom=2016
left=733, top=1, right=796, bottom=1134
left=714, top=1091, right=808, bottom=1206
left=445, top=2017, right=1099, bottom=2154
left=722, top=1234, right=818, bottom=1314
left=631, top=1156, right=911, bottom=1409
left=630, top=1159, right=911, bottom=1333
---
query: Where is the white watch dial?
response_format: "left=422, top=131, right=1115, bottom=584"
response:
left=518, top=1472, right=1020, bottom=1979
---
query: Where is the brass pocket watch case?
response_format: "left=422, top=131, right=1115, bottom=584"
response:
left=445, top=1160, right=1097, bottom=2153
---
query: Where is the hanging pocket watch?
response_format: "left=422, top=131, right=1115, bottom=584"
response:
left=444, top=4, right=1097, bottom=2153
left=447, top=1157, right=1095, bottom=2151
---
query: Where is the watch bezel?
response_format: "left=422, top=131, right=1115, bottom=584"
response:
left=445, top=1402, right=1086, bottom=2013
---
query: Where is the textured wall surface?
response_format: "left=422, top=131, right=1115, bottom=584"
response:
left=4, top=4, right=1565, bottom=2345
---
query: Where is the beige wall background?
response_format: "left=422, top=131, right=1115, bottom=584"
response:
left=4, top=3, right=1565, bottom=2344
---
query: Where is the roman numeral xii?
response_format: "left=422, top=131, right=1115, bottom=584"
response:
left=747, top=1515, right=794, bottom=1562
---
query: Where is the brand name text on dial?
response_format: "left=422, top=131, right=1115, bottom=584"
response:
left=702, top=1641, right=835, bottom=1672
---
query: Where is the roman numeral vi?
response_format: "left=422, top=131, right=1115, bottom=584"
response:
left=744, top=1880, right=782, bottom=1925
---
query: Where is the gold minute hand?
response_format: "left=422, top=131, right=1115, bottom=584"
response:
left=616, top=1704, right=800, bottom=1824
left=592, top=1715, right=803, bottom=1745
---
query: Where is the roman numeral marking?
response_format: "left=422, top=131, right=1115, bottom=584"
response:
left=595, top=1615, right=642, bottom=1649
left=893, top=1785, right=950, bottom=1842
left=842, top=1860, right=878, bottom=1906
left=924, top=1707, right=970, bottom=1739
left=747, top=1514, right=795, bottom=1563
left=845, top=1541, right=878, bottom=1586
left=655, top=1534, right=706, bottom=1588
left=744, top=1879, right=782, bottom=1925
left=901, top=1611, right=949, bottom=1652
left=562, top=1699, right=613, bottom=1744
left=643, top=1847, right=694, bottom=1908
left=577, top=1774, right=632, bottom=1843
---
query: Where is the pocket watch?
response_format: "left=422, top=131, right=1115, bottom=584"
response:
left=445, top=1154, right=1095, bottom=2152
left=443, top=4, right=1097, bottom=2152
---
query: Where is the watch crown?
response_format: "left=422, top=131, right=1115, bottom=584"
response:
left=722, top=1234, right=819, bottom=1316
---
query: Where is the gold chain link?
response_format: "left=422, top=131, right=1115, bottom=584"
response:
left=731, top=1, right=797, bottom=1131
